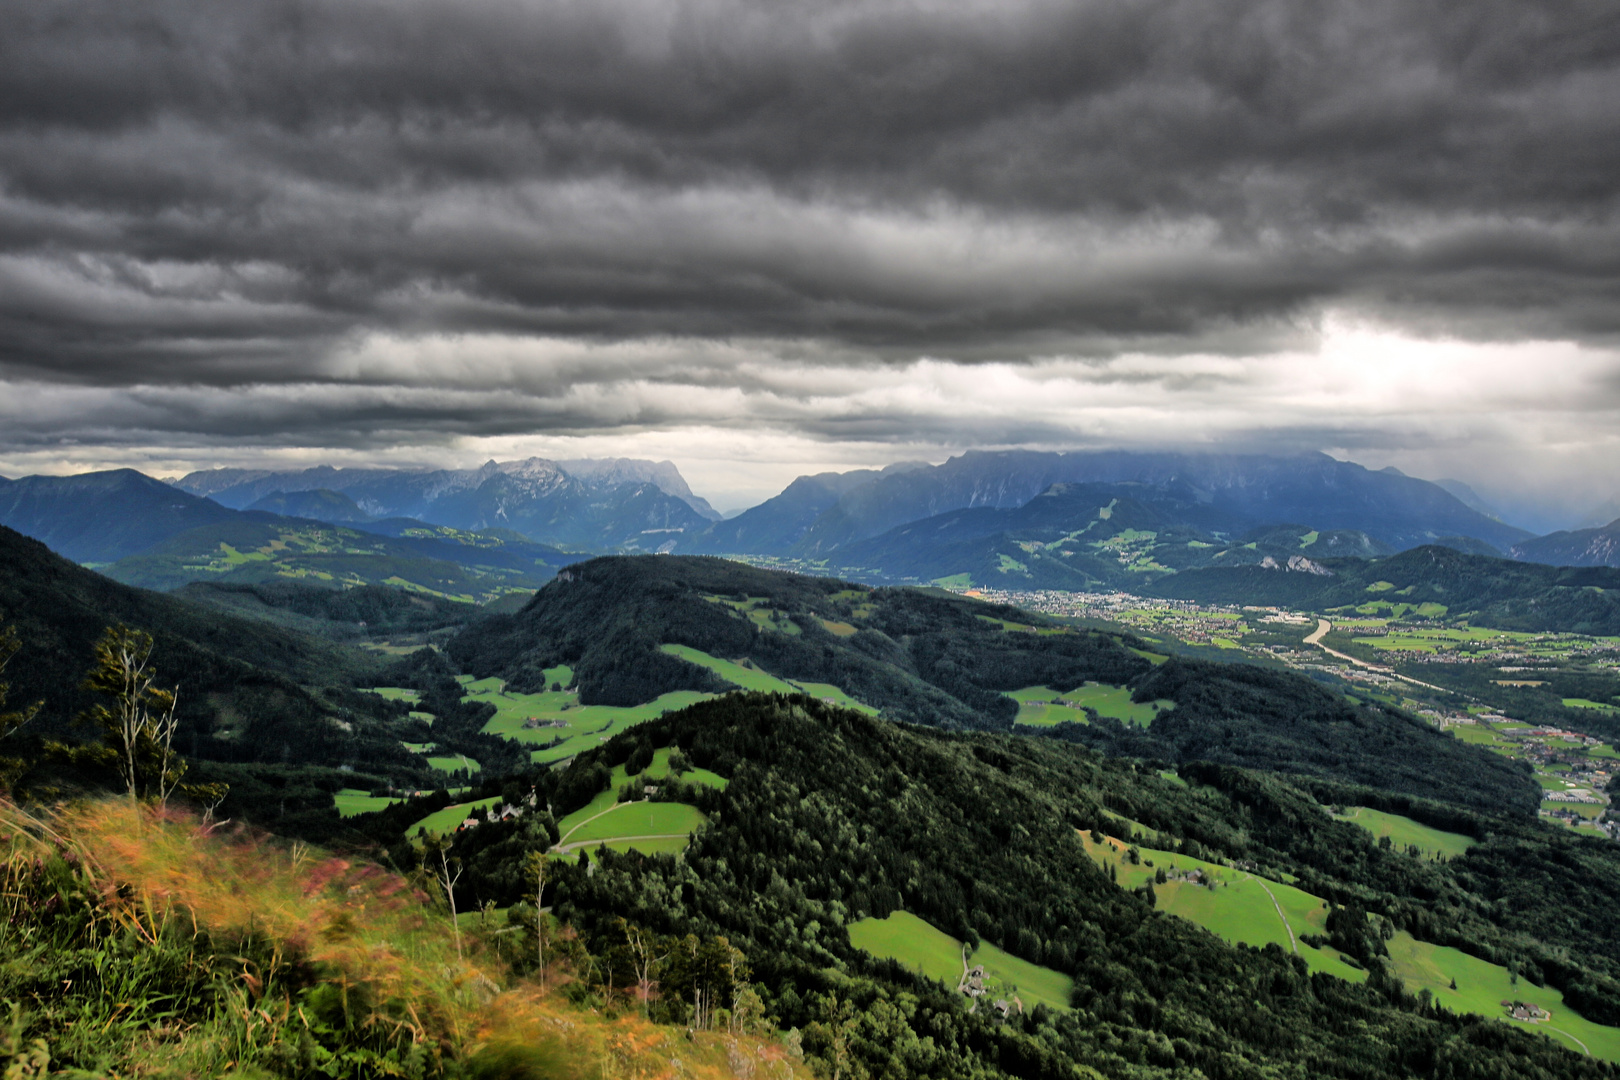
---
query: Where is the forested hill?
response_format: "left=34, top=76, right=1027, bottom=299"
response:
left=433, top=693, right=1615, bottom=1080
left=0, top=525, right=371, bottom=725
left=449, top=553, right=1145, bottom=729
left=0, top=525, right=478, bottom=821
left=1049, top=655, right=1539, bottom=816
left=1153, top=545, right=1620, bottom=635
left=449, top=554, right=1536, bottom=813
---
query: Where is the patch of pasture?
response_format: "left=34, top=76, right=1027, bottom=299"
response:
left=407, top=796, right=501, bottom=838
left=1334, top=807, right=1475, bottom=859
left=366, top=686, right=421, bottom=703
left=661, top=644, right=798, bottom=693
left=1006, top=687, right=1091, bottom=727
left=553, top=747, right=728, bottom=854
left=426, top=753, right=480, bottom=775
left=1082, top=835, right=1367, bottom=984
left=847, top=910, right=1073, bottom=1012
left=1006, top=684, right=1171, bottom=728
left=663, top=644, right=877, bottom=714
left=1069, top=683, right=1172, bottom=725
left=333, top=788, right=401, bottom=817
left=461, top=670, right=713, bottom=764
left=1565, top=698, right=1620, bottom=713
left=524, top=692, right=715, bottom=765
left=557, top=802, right=708, bottom=849
left=790, top=682, right=879, bottom=716
left=1386, top=932, right=1620, bottom=1060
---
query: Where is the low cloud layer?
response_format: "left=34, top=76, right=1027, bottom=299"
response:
left=2, top=0, right=1619, bottom=519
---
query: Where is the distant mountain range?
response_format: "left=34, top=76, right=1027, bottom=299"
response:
left=1512, top=518, right=1620, bottom=568
left=0, top=469, right=237, bottom=563
left=6, top=450, right=1620, bottom=617
left=678, top=450, right=1533, bottom=561
left=174, top=457, right=720, bottom=545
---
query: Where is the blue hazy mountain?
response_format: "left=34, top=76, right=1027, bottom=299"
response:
left=801, top=451, right=1533, bottom=555
left=0, top=469, right=237, bottom=564
left=176, top=457, right=715, bottom=550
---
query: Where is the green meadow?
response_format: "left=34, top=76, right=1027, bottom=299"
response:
left=661, top=644, right=798, bottom=693
left=406, top=796, right=502, bottom=838
left=549, top=747, right=728, bottom=859
left=1334, top=807, right=1475, bottom=859
left=1387, top=932, right=1620, bottom=1060
left=333, top=788, right=402, bottom=817
left=454, top=667, right=713, bottom=765
left=365, top=686, right=421, bottom=703
left=555, top=802, right=708, bottom=849
left=662, top=644, right=879, bottom=714
left=426, top=753, right=481, bottom=774
left=1006, top=683, right=1172, bottom=727
left=1082, top=835, right=1367, bottom=983
left=847, top=910, right=1074, bottom=1012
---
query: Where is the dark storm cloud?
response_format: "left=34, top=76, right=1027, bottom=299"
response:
left=1, top=0, right=1618, bottom=432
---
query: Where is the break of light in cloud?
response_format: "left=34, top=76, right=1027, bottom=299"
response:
left=1, top=0, right=1618, bottom=521
left=2, top=319, right=1617, bottom=516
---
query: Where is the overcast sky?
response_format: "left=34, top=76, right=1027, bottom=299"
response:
left=2, top=0, right=1618, bottom=523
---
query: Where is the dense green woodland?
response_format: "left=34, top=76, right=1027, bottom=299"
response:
left=414, top=693, right=1619, bottom=1080
left=0, top=526, right=523, bottom=831
left=1046, top=656, right=1538, bottom=815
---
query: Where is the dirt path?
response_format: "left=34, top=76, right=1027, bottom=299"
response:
left=556, top=801, right=623, bottom=844
left=1245, top=874, right=1298, bottom=955
left=1545, top=1027, right=1591, bottom=1056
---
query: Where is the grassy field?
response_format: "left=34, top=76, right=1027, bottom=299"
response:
left=1006, top=686, right=1091, bottom=726
left=366, top=686, right=421, bottom=703
left=1082, top=834, right=1366, bottom=983
left=1386, top=931, right=1620, bottom=1060
left=847, top=911, right=1073, bottom=1012
left=1007, top=684, right=1173, bottom=727
left=556, top=802, right=708, bottom=849
left=661, top=644, right=798, bottom=693
left=662, top=644, right=879, bottom=715
left=333, top=788, right=402, bottom=817
left=406, top=796, right=501, bottom=838
left=458, top=672, right=715, bottom=765
left=426, top=753, right=481, bottom=774
left=549, top=747, right=727, bottom=858
left=1334, top=807, right=1475, bottom=859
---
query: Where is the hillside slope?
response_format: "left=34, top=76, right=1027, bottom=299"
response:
left=449, top=555, right=1534, bottom=812
left=0, top=469, right=236, bottom=563
left=0, top=526, right=467, bottom=816
left=427, top=693, right=1609, bottom=1079
left=102, top=514, right=575, bottom=601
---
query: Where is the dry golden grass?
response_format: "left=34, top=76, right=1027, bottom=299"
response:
left=0, top=798, right=812, bottom=1079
